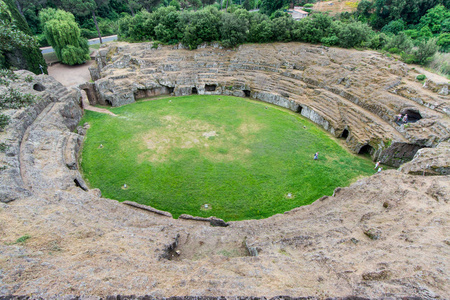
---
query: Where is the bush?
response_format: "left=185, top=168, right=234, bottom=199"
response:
left=337, top=21, right=373, bottom=48
left=321, top=35, right=339, bottom=46
left=384, top=32, right=413, bottom=54
left=0, top=114, right=10, bottom=131
left=413, top=38, right=438, bottom=65
left=416, top=74, right=426, bottom=81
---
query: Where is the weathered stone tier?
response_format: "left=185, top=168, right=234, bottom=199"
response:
left=0, top=49, right=449, bottom=299
left=88, top=43, right=449, bottom=167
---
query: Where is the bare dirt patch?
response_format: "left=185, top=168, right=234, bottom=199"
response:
left=137, top=115, right=259, bottom=163
left=313, top=0, right=361, bottom=15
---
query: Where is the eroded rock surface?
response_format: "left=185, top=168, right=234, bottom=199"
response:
left=88, top=42, right=450, bottom=167
left=0, top=47, right=449, bottom=299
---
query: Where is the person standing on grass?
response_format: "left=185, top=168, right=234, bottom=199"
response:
left=314, top=152, right=319, bottom=160
left=374, top=161, right=381, bottom=169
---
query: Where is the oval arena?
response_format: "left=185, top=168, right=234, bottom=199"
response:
left=0, top=43, right=449, bottom=298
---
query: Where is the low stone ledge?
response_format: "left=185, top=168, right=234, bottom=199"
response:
left=179, top=214, right=229, bottom=227
left=123, top=201, right=173, bottom=218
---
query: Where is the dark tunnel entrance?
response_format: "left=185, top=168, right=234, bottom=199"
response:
left=205, top=84, right=217, bottom=92
left=358, top=144, right=374, bottom=155
left=402, top=109, right=422, bottom=123
left=341, top=129, right=349, bottom=139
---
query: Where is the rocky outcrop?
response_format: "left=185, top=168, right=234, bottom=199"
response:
left=400, top=142, right=450, bottom=175
left=0, top=51, right=449, bottom=299
left=0, top=70, right=82, bottom=203
left=89, top=43, right=450, bottom=167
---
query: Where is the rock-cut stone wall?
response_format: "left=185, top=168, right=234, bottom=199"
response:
left=0, top=66, right=449, bottom=299
left=88, top=42, right=450, bottom=167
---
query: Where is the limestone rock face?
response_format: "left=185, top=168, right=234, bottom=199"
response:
left=400, top=142, right=450, bottom=175
left=89, top=43, right=450, bottom=167
left=0, top=70, right=83, bottom=203
left=0, top=51, right=449, bottom=299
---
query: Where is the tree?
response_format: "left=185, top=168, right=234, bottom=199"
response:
left=337, top=21, right=373, bottom=48
left=418, top=4, right=450, bottom=34
left=219, top=11, right=248, bottom=47
left=61, top=0, right=108, bottom=43
left=271, top=15, right=294, bottom=42
left=248, top=13, right=273, bottom=43
left=260, top=0, right=284, bottom=15
left=0, top=0, right=47, bottom=74
left=181, top=7, right=221, bottom=48
left=381, top=19, right=406, bottom=35
left=39, top=8, right=90, bottom=65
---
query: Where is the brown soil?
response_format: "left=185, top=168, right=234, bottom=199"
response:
left=313, top=0, right=361, bottom=15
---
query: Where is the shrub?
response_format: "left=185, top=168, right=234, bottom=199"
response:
left=413, top=38, right=438, bottom=65
left=0, top=114, right=10, bottom=131
left=0, top=142, right=8, bottom=152
left=416, top=74, right=426, bottom=81
left=384, top=32, right=414, bottom=54
left=321, top=35, right=339, bottom=46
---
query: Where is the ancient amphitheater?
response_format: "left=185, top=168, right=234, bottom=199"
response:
left=0, top=42, right=449, bottom=299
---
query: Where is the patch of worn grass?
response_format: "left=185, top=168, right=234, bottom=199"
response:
left=80, top=95, right=375, bottom=221
left=5, top=234, right=31, bottom=245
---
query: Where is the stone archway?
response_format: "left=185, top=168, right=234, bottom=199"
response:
left=78, top=82, right=99, bottom=106
left=359, top=144, right=374, bottom=155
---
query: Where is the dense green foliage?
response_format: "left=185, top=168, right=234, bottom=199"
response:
left=0, top=0, right=47, bottom=74
left=39, top=8, right=90, bottom=65
left=80, top=95, right=375, bottom=221
left=358, top=1, right=450, bottom=53
left=116, top=5, right=440, bottom=66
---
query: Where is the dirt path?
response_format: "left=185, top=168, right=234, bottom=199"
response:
left=48, top=60, right=117, bottom=117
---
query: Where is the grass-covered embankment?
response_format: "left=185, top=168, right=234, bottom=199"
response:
left=80, top=95, right=375, bottom=221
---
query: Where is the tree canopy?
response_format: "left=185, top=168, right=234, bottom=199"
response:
left=39, top=8, right=90, bottom=65
left=0, top=0, right=47, bottom=74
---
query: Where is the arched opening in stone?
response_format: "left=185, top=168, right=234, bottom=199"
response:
left=80, top=90, right=89, bottom=109
left=134, top=89, right=148, bottom=100
left=168, top=87, right=174, bottom=94
left=359, top=144, right=373, bottom=155
left=243, top=90, right=251, bottom=97
left=341, top=129, right=349, bottom=139
left=105, top=100, right=112, bottom=106
left=74, top=179, right=87, bottom=191
left=192, top=87, right=198, bottom=94
left=402, top=109, right=422, bottom=123
left=296, top=105, right=303, bottom=114
left=33, top=83, right=46, bottom=91
left=205, top=84, right=217, bottom=92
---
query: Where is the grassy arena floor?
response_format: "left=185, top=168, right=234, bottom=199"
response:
left=80, top=95, right=375, bottom=221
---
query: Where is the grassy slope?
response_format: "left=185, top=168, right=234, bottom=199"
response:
left=80, top=95, right=375, bottom=221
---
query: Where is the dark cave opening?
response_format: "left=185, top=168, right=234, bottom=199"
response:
left=205, top=84, right=217, bottom=92
left=359, top=144, right=374, bottom=155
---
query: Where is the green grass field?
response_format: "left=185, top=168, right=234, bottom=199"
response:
left=80, top=95, right=375, bottom=221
